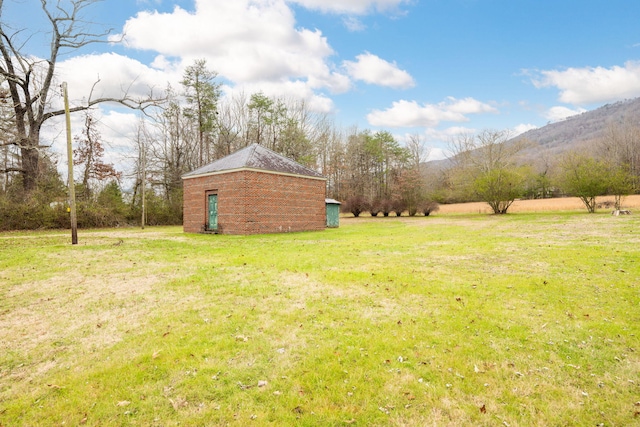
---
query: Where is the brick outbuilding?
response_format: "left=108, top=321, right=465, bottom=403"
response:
left=182, top=144, right=327, bottom=235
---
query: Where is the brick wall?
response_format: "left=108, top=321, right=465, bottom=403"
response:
left=183, top=170, right=326, bottom=235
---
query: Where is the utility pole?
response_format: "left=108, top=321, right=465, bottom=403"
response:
left=62, top=82, right=78, bottom=245
left=141, top=138, right=146, bottom=230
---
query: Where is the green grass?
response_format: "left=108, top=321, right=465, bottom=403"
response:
left=1, top=213, right=639, bottom=426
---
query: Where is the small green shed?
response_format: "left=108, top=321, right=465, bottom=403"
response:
left=325, top=198, right=341, bottom=228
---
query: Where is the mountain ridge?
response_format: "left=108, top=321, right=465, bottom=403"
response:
left=513, top=97, right=640, bottom=158
left=426, top=97, right=640, bottom=169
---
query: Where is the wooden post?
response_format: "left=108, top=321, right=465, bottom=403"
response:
left=141, top=140, right=146, bottom=230
left=62, top=82, right=78, bottom=245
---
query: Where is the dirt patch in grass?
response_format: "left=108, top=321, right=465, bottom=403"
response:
left=0, top=257, right=182, bottom=391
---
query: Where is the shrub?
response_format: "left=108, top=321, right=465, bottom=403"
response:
left=0, top=198, right=71, bottom=230
left=369, top=199, right=382, bottom=217
left=380, top=199, right=393, bottom=217
left=0, top=174, right=68, bottom=230
left=342, top=195, right=369, bottom=218
left=391, top=199, right=406, bottom=216
left=421, top=200, right=440, bottom=216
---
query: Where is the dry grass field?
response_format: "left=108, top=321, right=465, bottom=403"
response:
left=437, top=195, right=640, bottom=214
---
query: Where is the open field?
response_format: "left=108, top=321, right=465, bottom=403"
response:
left=1, top=212, right=639, bottom=426
left=437, top=195, right=640, bottom=215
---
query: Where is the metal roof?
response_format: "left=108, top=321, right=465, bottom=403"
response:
left=182, top=144, right=324, bottom=179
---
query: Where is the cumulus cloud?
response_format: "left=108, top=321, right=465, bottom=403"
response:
left=532, top=61, right=640, bottom=105
left=117, top=0, right=345, bottom=91
left=33, top=52, right=174, bottom=183
left=343, top=52, right=414, bottom=89
left=367, top=97, right=497, bottom=127
left=426, top=126, right=478, bottom=139
left=426, top=147, right=448, bottom=161
left=36, top=0, right=427, bottom=184
left=41, top=108, right=142, bottom=183
left=544, top=106, right=587, bottom=122
left=57, top=53, right=171, bottom=106
left=512, top=123, right=537, bottom=136
left=287, top=0, right=410, bottom=14
left=222, top=80, right=336, bottom=114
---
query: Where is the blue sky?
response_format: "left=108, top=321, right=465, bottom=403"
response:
left=11, top=0, right=640, bottom=164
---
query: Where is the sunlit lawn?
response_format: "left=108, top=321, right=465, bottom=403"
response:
left=1, top=212, right=639, bottom=426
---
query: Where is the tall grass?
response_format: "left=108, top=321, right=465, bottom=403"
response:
left=1, top=212, right=639, bottom=426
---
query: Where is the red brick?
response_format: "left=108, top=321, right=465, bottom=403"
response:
left=183, top=170, right=326, bottom=235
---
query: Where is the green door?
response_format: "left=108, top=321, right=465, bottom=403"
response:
left=208, top=194, right=218, bottom=230
left=326, top=203, right=340, bottom=228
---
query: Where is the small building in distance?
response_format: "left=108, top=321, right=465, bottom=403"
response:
left=182, top=144, right=327, bottom=235
left=325, top=198, right=341, bottom=228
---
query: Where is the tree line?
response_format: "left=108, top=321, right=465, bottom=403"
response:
left=441, top=126, right=639, bottom=214
left=1, top=1, right=638, bottom=230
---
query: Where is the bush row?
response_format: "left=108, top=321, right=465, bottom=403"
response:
left=0, top=182, right=183, bottom=231
left=341, top=196, right=439, bottom=218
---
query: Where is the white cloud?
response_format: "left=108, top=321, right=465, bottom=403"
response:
left=422, top=127, right=476, bottom=157
left=532, top=61, right=640, bottom=105
left=424, top=126, right=478, bottom=140
left=544, top=106, right=587, bottom=122
left=426, top=147, right=448, bottom=161
left=367, top=97, right=497, bottom=127
left=99, top=110, right=143, bottom=150
left=343, top=52, right=415, bottom=89
left=395, top=127, right=475, bottom=160
left=41, top=108, right=142, bottom=184
left=57, top=53, right=171, bottom=107
left=445, top=97, right=497, bottom=114
left=34, top=52, right=162, bottom=181
left=79, top=110, right=142, bottom=179
left=342, top=16, right=366, bottom=32
left=287, top=0, right=410, bottom=14
left=106, top=0, right=362, bottom=114
left=418, top=127, right=478, bottom=160
left=512, top=123, right=537, bottom=136
left=222, top=80, right=335, bottom=114
left=117, top=0, right=345, bottom=90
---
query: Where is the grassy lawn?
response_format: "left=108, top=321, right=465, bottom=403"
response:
left=1, top=212, right=639, bottom=426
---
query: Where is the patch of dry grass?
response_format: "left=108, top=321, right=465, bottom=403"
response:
left=438, top=194, right=640, bottom=214
left=1, top=216, right=639, bottom=426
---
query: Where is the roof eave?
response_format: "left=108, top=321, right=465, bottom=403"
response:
left=182, top=167, right=326, bottom=181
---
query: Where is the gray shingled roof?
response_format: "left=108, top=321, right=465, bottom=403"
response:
left=182, top=144, right=324, bottom=179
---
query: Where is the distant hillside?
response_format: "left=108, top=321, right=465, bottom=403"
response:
left=426, top=97, right=640, bottom=170
left=513, top=97, right=640, bottom=158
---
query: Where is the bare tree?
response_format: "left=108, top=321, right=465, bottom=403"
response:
left=276, top=97, right=320, bottom=166
left=0, top=0, right=162, bottom=193
left=448, top=129, right=530, bottom=214
left=526, top=150, right=556, bottom=199
left=405, top=133, right=430, bottom=169
left=589, top=120, right=639, bottom=210
left=0, top=78, right=17, bottom=192
left=215, top=93, right=245, bottom=157
left=73, top=109, right=121, bottom=197
left=316, top=121, right=346, bottom=199
left=599, top=119, right=640, bottom=180
left=148, top=86, right=197, bottom=206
